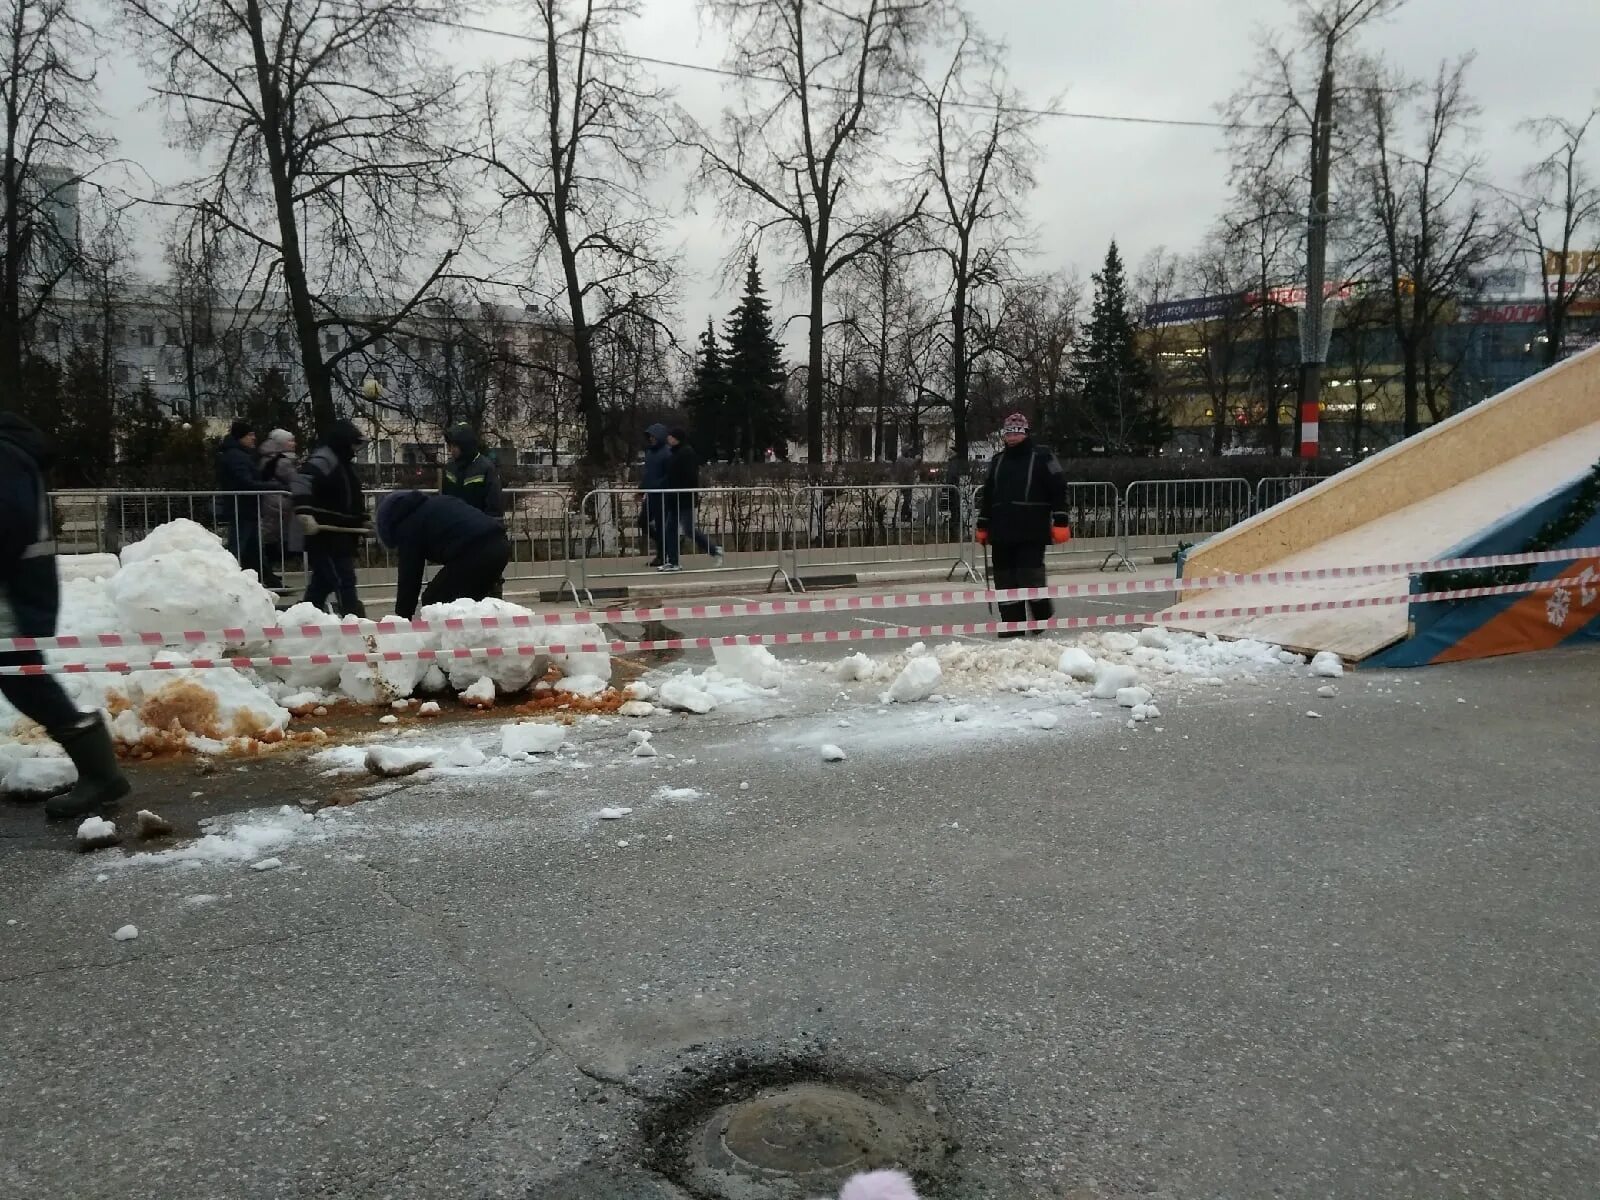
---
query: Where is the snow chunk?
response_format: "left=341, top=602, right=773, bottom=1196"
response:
left=1101, top=632, right=1139, bottom=653
left=423, top=598, right=550, bottom=694
left=820, top=743, right=847, bottom=762
left=886, top=656, right=943, bottom=704
left=57, top=553, right=120, bottom=583
left=417, top=701, right=441, bottom=716
left=250, top=857, right=284, bottom=872
left=627, top=729, right=653, bottom=745
left=499, top=722, right=565, bottom=756
left=1028, top=711, right=1059, bottom=730
left=834, top=653, right=876, bottom=682
left=554, top=674, right=607, bottom=698
left=619, top=700, right=654, bottom=718
left=419, top=665, right=449, bottom=694
left=1057, top=648, right=1097, bottom=680
left=597, top=807, right=632, bottom=820
left=1305, top=710, right=1322, bottom=719
left=1138, top=626, right=1173, bottom=649
left=624, top=681, right=654, bottom=701
left=657, top=786, right=701, bottom=802
left=76, top=816, right=119, bottom=847
left=1311, top=651, right=1345, bottom=678
left=112, top=924, right=138, bottom=941
left=440, top=739, right=487, bottom=769
left=1130, top=703, right=1161, bottom=723
left=365, top=745, right=436, bottom=777
left=378, top=714, right=399, bottom=726
left=1316, top=684, right=1338, bottom=699
left=712, top=643, right=787, bottom=689
left=460, top=676, right=497, bottom=708
left=943, top=705, right=976, bottom=723
left=659, top=676, right=716, bottom=714
left=631, top=741, right=659, bottom=759
left=3, top=756, right=75, bottom=797
left=1116, top=686, right=1154, bottom=708
left=1091, top=664, right=1139, bottom=700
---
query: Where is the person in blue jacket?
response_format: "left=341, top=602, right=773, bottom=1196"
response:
left=0, top=413, right=131, bottom=820
left=376, top=490, right=512, bottom=620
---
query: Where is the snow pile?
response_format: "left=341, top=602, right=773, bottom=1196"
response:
left=111, top=519, right=276, bottom=641
left=833, top=653, right=876, bottom=682
left=1057, top=648, right=1097, bottom=681
left=1092, top=664, right=1140, bottom=700
left=1, top=755, right=74, bottom=797
left=1311, top=651, right=1345, bottom=678
left=820, top=744, right=847, bottom=762
left=57, top=553, right=120, bottom=582
left=885, top=656, right=942, bottom=704
left=656, top=666, right=768, bottom=714
left=112, top=925, right=139, bottom=942
left=120, top=805, right=333, bottom=868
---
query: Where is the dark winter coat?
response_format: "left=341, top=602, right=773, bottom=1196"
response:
left=258, top=446, right=302, bottom=552
left=663, top=441, right=702, bottom=492
left=377, top=490, right=508, bottom=620
left=215, top=434, right=273, bottom=518
left=641, top=424, right=672, bottom=490
left=0, top=413, right=60, bottom=638
left=292, top=421, right=369, bottom=554
left=977, top=438, right=1069, bottom=546
left=440, top=425, right=504, bottom=516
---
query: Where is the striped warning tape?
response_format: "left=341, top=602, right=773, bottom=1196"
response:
left=0, top=574, right=1575, bottom=677
left=2, top=543, right=1596, bottom=656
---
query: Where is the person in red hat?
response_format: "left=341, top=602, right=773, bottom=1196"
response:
left=975, top=412, right=1071, bottom=637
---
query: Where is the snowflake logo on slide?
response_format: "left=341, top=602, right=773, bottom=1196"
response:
left=1546, top=586, right=1572, bottom=629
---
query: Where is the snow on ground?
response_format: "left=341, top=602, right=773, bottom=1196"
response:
left=108, top=805, right=355, bottom=870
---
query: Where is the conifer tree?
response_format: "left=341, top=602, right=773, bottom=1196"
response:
left=722, top=258, right=789, bottom=461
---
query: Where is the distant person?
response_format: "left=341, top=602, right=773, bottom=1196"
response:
left=257, top=428, right=299, bottom=591
left=292, top=420, right=370, bottom=617
left=639, top=423, right=671, bottom=566
left=440, top=424, right=504, bottom=516
left=658, top=428, right=723, bottom=572
left=976, top=412, right=1070, bottom=638
left=0, top=413, right=131, bottom=821
left=375, top=490, right=511, bottom=620
left=214, top=419, right=277, bottom=581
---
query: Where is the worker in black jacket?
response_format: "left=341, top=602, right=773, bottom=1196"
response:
left=658, top=428, right=723, bottom=572
left=375, top=490, right=511, bottom=619
left=292, top=420, right=370, bottom=617
left=441, top=424, right=504, bottom=516
left=214, top=419, right=279, bottom=580
left=0, top=413, right=131, bottom=820
left=976, top=412, right=1071, bottom=637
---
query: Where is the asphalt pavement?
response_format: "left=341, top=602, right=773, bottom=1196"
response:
left=3, top=643, right=1598, bottom=1199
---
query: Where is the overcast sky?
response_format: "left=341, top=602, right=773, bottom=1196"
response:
left=98, top=0, right=1600, bottom=350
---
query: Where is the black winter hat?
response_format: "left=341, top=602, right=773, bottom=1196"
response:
left=228, top=419, right=254, bottom=441
left=321, top=419, right=366, bottom=459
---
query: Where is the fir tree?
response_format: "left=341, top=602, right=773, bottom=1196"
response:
left=243, top=367, right=300, bottom=439
left=57, top=346, right=116, bottom=485
left=683, top=319, right=729, bottom=459
left=722, top=258, right=789, bottom=462
left=1074, top=240, right=1170, bottom=455
left=119, top=379, right=173, bottom=469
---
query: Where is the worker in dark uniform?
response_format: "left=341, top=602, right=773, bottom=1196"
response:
left=0, top=413, right=131, bottom=820
left=976, top=412, right=1072, bottom=637
left=376, top=490, right=512, bottom=620
left=440, top=425, right=504, bottom=516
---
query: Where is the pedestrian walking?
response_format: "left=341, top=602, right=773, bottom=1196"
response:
left=292, top=420, right=370, bottom=617
left=0, top=413, right=131, bottom=820
left=975, top=412, right=1071, bottom=637
left=375, top=490, right=512, bottom=620
left=257, top=428, right=300, bottom=591
left=215, top=418, right=277, bottom=581
left=639, top=423, right=671, bottom=566
left=440, top=424, right=504, bottom=516
left=658, top=428, right=723, bottom=572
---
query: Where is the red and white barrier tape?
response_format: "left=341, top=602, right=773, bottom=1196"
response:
left=0, top=575, right=1578, bottom=677
left=3, top=544, right=1596, bottom=656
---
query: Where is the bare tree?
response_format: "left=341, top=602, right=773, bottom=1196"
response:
left=994, top=270, right=1080, bottom=450
left=834, top=219, right=921, bottom=460
left=0, top=0, right=109, bottom=396
left=1222, top=169, right=1301, bottom=454
left=1353, top=55, right=1504, bottom=433
left=1226, top=0, right=1407, bottom=453
left=1514, top=106, right=1600, bottom=366
left=119, top=0, right=466, bottom=431
left=471, top=0, right=677, bottom=468
left=912, top=19, right=1037, bottom=462
left=1183, top=237, right=1257, bottom=455
left=689, top=0, right=939, bottom=465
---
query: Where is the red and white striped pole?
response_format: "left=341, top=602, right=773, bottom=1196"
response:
left=1298, top=399, right=1320, bottom=458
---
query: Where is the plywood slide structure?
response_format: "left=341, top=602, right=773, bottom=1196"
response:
left=1164, top=343, right=1600, bottom=660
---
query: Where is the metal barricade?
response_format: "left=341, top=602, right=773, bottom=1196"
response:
left=500, top=487, right=575, bottom=602
left=573, top=486, right=795, bottom=601
left=1043, top=481, right=1123, bottom=571
left=1119, top=478, right=1253, bottom=566
left=1255, top=475, right=1319, bottom=513
left=796, top=483, right=979, bottom=584
left=48, top=489, right=298, bottom=587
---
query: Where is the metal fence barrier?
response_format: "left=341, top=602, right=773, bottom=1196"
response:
left=796, top=483, right=979, bottom=584
left=1119, top=478, right=1255, bottom=567
left=1255, top=475, right=1319, bottom=512
left=572, top=486, right=796, bottom=602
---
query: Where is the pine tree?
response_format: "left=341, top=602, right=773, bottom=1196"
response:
left=57, top=346, right=116, bottom=485
left=683, top=319, right=729, bottom=459
left=722, top=258, right=789, bottom=462
left=244, top=367, right=300, bottom=439
left=119, top=380, right=173, bottom=469
left=1075, top=240, right=1169, bottom=455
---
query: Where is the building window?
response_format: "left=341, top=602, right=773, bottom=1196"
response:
left=395, top=337, right=410, bottom=356
left=324, top=332, right=338, bottom=353
left=251, top=330, right=267, bottom=353
left=274, top=331, right=290, bottom=355
left=41, top=321, right=60, bottom=342
left=165, top=326, right=181, bottom=345
left=168, top=363, right=185, bottom=384
left=139, top=326, right=156, bottom=347
left=141, top=366, right=157, bottom=386
left=81, top=322, right=97, bottom=342
left=114, top=363, right=131, bottom=385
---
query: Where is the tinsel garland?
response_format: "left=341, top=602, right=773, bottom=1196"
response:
left=1424, top=459, right=1600, bottom=593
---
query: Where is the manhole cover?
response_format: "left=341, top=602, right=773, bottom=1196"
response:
left=718, top=1083, right=889, bottom=1172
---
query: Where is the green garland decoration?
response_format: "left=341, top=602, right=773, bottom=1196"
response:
left=1424, top=459, right=1600, bottom=594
